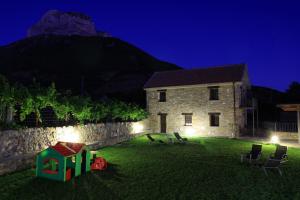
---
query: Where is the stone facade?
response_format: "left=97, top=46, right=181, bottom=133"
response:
left=145, top=71, right=251, bottom=138
left=0, top=120, right=148, bottom=175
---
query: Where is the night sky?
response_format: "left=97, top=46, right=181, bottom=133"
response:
left=1, top=0, right=300, bottom=91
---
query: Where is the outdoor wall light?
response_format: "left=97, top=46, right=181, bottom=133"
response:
left=56, top=126, right=81, bottom=143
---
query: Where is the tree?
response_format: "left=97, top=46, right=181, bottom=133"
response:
left=19, top=82, right=57, bottom=126
left=108, top=100, right=148, bottom=121
left=109, top=100, right=128, bottom=121
left=0, top=75, right=17, bottom=124
left=91, top=102, right=109, bottom=123
left=286, top=81, right=300, bottom=102
left=0, top=75, right=148, bottom=127
left=68, top=96, right=92, bottom=123
left=127, top=104, right=148, bottom=121
left=53, top=96, right=73, bottom=122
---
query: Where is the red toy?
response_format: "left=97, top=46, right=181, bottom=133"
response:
left=91, top=157, right=108, bottom=170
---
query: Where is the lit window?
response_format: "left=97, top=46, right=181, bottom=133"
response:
left=158, top=90, right=166, bottom=102
left=209, top=87, right=219, bottom=100
left=209, top=113, right=220, bottom=127
left=183, top=113, right=193, bottom=126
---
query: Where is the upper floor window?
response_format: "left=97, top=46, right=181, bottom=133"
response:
left=209, top=113, right=220, bottom=127
left=209, top=86, right=219, bottom=100
left=158, top=90, right=166, bottom=102
left=182, top=113, right=193, bottom=126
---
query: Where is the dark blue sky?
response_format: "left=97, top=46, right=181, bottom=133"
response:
left=1, top=0, right=300, bottom=91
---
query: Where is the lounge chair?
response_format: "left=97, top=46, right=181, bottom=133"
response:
left=270, top=145, right=288, bottom=163
left=262, top=158, right=283, bottom=176
left=174, top=132, right=188, bottom=143
left=240, top=144, right=262, bottom=164
left=146, top=134, right=165, bottom=144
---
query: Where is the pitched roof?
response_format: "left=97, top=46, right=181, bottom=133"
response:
left=51, top=142, right=85, bottom=157
left=144, top=64, right=246, bottom=89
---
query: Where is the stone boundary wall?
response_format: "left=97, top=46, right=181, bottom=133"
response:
left=0, top=120, right=149, bottom=175
left=256, top=128, right=298, bottom=140
left=270, top=131, right=298, bottom=140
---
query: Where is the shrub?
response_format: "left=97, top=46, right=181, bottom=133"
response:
left=0, top=75, right=148, bottom=127
left=19, top=82, right=57, bottom=126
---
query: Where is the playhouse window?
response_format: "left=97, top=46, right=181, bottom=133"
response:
left=43, top=158, right=59, bottom=174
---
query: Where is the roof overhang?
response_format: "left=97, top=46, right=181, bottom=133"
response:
left=277, top=104, right=300, bottom=112
left=144, top=81, right=243, bottom=91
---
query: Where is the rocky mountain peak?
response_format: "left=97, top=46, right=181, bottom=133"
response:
left=27, top=10, right=107, bottom=37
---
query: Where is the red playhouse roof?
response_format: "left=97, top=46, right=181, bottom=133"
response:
left=50, top=142, right=85, bottom=157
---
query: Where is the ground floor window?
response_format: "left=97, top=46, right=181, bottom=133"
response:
left=209, top=113, right=220, bottom=127
left=182, top=113, right=193, bottom=126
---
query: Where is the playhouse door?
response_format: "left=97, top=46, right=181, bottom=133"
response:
left=81, top=150, right=87, bottom=173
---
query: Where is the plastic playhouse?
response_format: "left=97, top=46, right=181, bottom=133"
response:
left=36, top=142, right=107, bottom=182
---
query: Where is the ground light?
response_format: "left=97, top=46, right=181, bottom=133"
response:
left=270, top=135, right=280, bottom=144
left=185, top=127, right=196, bottom=137
left=56, top=126, right=81, bottom=143
left=132, top=122, right=144, bottom=134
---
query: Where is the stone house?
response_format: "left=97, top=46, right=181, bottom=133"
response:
left=143, top=64, right=252, bottom=137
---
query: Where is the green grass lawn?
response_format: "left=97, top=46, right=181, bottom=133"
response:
left=1, top=135, right=300, bottom=200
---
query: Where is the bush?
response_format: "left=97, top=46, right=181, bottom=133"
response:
left=91, top=102, right=109, bottom=123
left=0, top=74, right=148, bottom=127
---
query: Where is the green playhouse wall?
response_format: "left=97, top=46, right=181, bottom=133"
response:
left=36, top=146, right=92, bottom=182
left=36, top=148, right=66, bottom=181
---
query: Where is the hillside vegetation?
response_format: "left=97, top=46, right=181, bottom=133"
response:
left=0, top=35, right=180, bottom=104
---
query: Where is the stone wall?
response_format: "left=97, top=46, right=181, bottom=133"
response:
left=146, top=82, right=248, bottom=138
left=275, top=131, right=298, bottom=140
left=0, top=120, right=148, bottom=175
left=257, top=129, right=299, bottom=140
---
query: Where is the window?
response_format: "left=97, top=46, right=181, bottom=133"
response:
left=209, top=87, right=219, bottom=100
left=42, top=158, right=59, bottom=174
left=183, top=113, right=193, bottom=126
left=158, top=90, right=166, bottom=102
left=209, top=113, right=220, bottom=127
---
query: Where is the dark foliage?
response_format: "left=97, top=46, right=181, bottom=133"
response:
left=0, top=78, right=148, bottom=129
left=286, top=81, right=300, bottom=103
left=252, top=84, right=300, bottom=123
left=0, top=35, right=180, bottom=105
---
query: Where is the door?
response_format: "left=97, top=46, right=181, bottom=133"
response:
left=81, top=150, right=86, bottom=174
left=160, top=114, right=167, bottom=133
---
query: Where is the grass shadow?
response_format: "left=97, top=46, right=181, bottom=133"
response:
left=5, top=163, right=125, bottom=200
left=92, top=163, right=125, bottom=182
